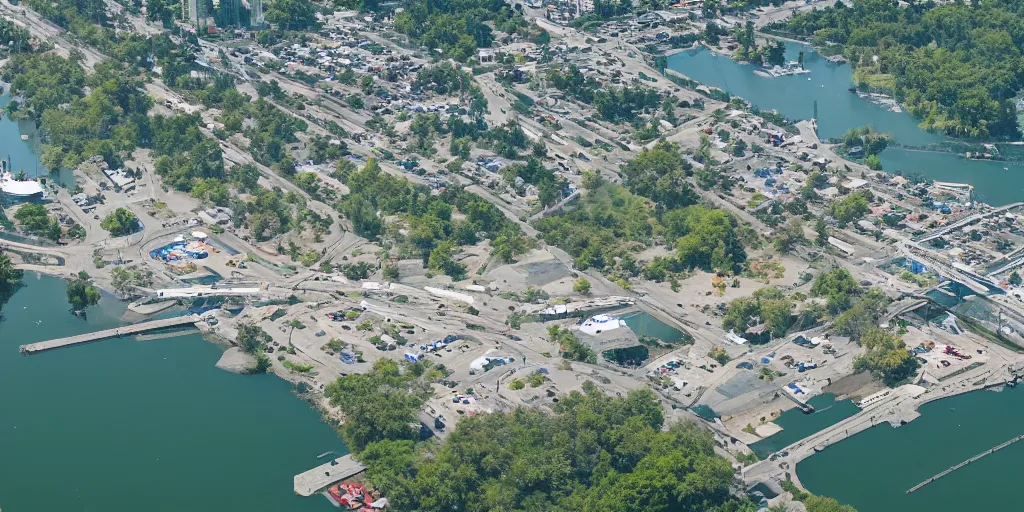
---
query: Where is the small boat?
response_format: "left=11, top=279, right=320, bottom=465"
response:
left=316, top=450, right=334, bottom=459
left=20, top=134, right=28, bottom=141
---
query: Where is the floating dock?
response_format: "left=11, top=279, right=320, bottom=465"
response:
left=906, top=432, right=1024, bottom=494
left=19, top=315, right=201, bottom=354
left=293, top=454, right=367, bottom=497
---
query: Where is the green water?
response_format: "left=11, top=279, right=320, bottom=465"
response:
left=0, top=274, right=345, bottom=511
left=621, top=311, right=692, bottom=343
left=799, top=386, right=1024, bottom=511
left=748, top=394, right=859, bottom=459
left=0, top=92, right=44, bottom=178
left=667, top=45, right=1022, bottom=206
left=602, top=345, right=650, bottom=367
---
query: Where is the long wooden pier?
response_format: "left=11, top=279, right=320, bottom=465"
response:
left=906, top=432, right=1024, bottom=494
left=19, top=315, right=201, bottom=354
left=293, top=454, right=367, bottom=496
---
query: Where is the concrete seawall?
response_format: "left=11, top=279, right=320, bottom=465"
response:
left=293, top=454, right=366, bottom=496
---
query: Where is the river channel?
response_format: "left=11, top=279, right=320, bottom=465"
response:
left=667, top=44, right=1023, bottom=206
left=0, top=275, right=345, bottom=511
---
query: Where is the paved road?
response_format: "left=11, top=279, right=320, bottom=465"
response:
left=752, top=0, right=839, bottom=29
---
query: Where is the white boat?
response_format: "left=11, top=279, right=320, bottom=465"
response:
left=759, top=63, right=811, bottom=78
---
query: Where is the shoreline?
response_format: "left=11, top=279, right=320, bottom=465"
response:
left=795, top=379, right=1024, bottom=502
left=11, top=268, right=348, bottom=430
left=743, top=362, right=1016, bottom=493
left=655, top=44, right=1019, bottom=198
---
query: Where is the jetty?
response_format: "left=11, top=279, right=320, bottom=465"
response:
left=906, top=432, right=1024, bottom=494
left=19, top=315, right=202, bottom=354
left=293, top=454, right=367, bottom=496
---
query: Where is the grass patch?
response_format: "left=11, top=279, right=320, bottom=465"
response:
left=283, top=360, right=314, bottom=373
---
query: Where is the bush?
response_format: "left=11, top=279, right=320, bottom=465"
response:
left=708, top=347, right=729, bottom=365
left=100, top=207, right=140, bottom=236
left=283, top=360, right=315, bottom=373
left=572, top=277, right=591, bottom=295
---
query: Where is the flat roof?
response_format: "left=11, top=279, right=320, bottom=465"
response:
left=1, top=180, right=43, bottom=196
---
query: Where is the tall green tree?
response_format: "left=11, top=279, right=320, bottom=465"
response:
left=0, top=252, right=24, bottom=317
left=325, top=359, right=427, bottom=453
left=66, top=278, right=100, bottom=311
left=100, top=208, right=140, bottom=236
left=236, top=323, right=271, bottom=354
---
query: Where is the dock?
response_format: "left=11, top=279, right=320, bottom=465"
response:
left=293, top=454, right=367, bottom=496
left=906, top=432, right=1024, bottom=494
left=19, top=315, right=202, bottom=354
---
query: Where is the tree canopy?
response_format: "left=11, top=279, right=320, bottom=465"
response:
left=780, top=0, right=1024, bottom=138
left=0, top=253, right=25, bottom=317
left=236, top=323, right=272, bottom=354
left=352, top=379, right=752, bottom=512
left=100, top=208, right=140, bottom=236
left=621, top=141, right=698, bottom=209
left=854, top=328, right=918, bottom=387
left=811, top=267, right=861, bottom=314
left=722, top=287, right=794, bottom=339
left=325, top=359, right=429, bottom=453
left=392, top=0, right=527, bottom=61
left=66, top=278, right=100, bottom=311
left=335, top=159, right=528, bottom=272
left=14, top=204, right=62, bottom=242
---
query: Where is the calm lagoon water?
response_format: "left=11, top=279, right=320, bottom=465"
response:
left=0, top=274, right=345, bottom=511
left=748, top=394, right=859, bottom=459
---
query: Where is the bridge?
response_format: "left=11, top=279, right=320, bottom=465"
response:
left=20, top=315, right=201, bottom=354
left=915, top=202, right=1024, bottom=243
left=902, top=243, right=994, bottom=295
left=293, top=454, right=367, bottom=496
left=882, top=298, right=928, bottom=324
